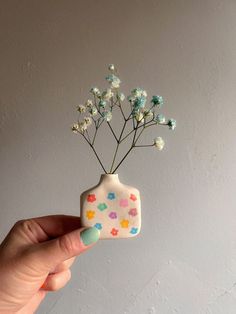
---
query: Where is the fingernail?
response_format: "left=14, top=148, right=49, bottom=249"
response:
left=80, top=227, right=100, bottom=246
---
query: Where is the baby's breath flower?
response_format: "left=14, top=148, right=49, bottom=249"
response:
left=106, top=74, right=121, bottom=89
left=90, top=87, right=101, bottom=96
left=85, top=99, right=93, bottom=108
left=117, top=92, right=125, bottom=102
left=155, top=114, right=166, bottom=124
left=101, top=88, right=114, bottom=100
left=84, top=117, right=92, bottom=126
left=131, top=88, right=147, bottom=98
left=77, top=105, right=86, bottom=113
left=108, top=64, right=115, bottom=71
left=71, top=123, right=80, bottom=133
left=79, top=121, right=88, bottom=132
left=89, top=106, right=98, bottom=116
left=151, top=95, right=163, bottom=107
left=102, top=110, right=112, bottom=122
left=153, top=137, right=165, bottom=150
left=135, top=112, right=144, bottom=123
left=143, top=109, right=154, bottom=119
left=134, top=96, right=146, bottom=110
left=168, top=119, right=176, bottom=130
left=99, top=100, right=106, bottom=108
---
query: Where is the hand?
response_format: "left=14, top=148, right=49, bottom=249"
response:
left=0, top=215, right=100, bottom=313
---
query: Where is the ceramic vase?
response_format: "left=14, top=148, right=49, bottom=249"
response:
left=80, top=174, right=141, bottom=239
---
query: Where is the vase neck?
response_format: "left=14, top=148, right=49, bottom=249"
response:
left=99, top=174, right=120, bottom=184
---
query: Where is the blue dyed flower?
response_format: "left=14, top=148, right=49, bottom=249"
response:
left=94, top=223, right=102, bottom=230
left=99, top=100, right=106, bottom=108
left=107, top=192, right=115, bottom=200
left=167, top=119, right=177, bottom=130
left=105, top=74, right=121, bottom=88
left=151, top=95, right=164, bottom=106
left=130, top=227, right=138, bottom=234
left=133, top=96, right=146, bottom=110
left=155, top=114, right=166, bottom=124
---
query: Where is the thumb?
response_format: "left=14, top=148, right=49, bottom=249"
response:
left=28, top=227, right=100, bottom=270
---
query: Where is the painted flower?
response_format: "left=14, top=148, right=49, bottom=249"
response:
left=130, top=227, right=138, bottom=234
left=155, top=114, right=166, bottom=124
left=97, top=203, right=108, bottom=211
left=77, top=105, right=86, bottom=113
left=109, top=211, right=117, bottom=219
left=86, top=210, right=95, bottom=220
left=107, top=192, right=115, bottom=200
left=94, top=223, right=102, bottom=230
left=120, top=219, right=129, bottom=228
left=119, top=199, right=129, bottom=207
left=168, top=119, right=177, bottom=130
left=151, top=95, right=164, bottom=106
left=111, top=228, right=119, bottom=236
left=87, top=194, right=96, bottom=202
left=90, top=87, right=101, bottom=96
left=128, top=208, right=138, bottom=217
left=153, top=137, right=165, bottom=150
left=130, top=194, right=137, bottom=201
left=99, top=100, right=106, bottom=108
left=143, top=109, right=154, bottom=119
left=102, top=110, right=112, bottom=122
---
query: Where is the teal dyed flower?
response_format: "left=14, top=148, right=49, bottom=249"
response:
left=155, top=114, right=166, bottom=124
left=134, top=96, right=146, bottom=110
left=130, top=227, right=138, bottom=234
left=151, top=95, right=164, bottom=106
left=107, top=192, right=115, bottom=200
left=168, top=119, right=177, bottom=130
left=106, top=74, right=121, bottom=88
left=94, top=223, right=102, bottom=230
left=97, top=203, right=108, bottom=211
left=99, top=100, right=106, bottom=108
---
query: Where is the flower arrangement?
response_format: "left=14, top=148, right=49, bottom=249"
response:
left=72, top=64, right=176, bottom=174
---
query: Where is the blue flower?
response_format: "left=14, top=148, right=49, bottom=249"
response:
left=155, top=114, right=166, bottom=124
left=99, top=100, right=106, bottom=108
left=94, top=223, right=102, bottom=230
left=168, top=119, right=177, bottom=130
left=133, top=96, right=146, bottom=110
left=105, top=74, right=121, bottom=88
left=130, top=227, right=138, bottom=234
left=151, top=95, right=164, bottom=106
left=107, top=192, right=115, bottom=200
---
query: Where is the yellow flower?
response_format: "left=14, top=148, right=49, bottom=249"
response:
left=86, top=210, right=95, bottom=220
left=120, top=219, right=129, bottom=228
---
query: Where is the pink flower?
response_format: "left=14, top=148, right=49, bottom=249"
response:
left=109, top=211, right=117, bottom=219
left=128, top=208, right=137, bottom=217
left=119, top=199, right=129, bottom=207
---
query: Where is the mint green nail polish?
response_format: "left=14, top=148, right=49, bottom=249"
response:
left=81, top=227, right=100, bottom=246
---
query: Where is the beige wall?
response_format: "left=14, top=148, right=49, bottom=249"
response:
left=1, top=0, right=236, bottom=313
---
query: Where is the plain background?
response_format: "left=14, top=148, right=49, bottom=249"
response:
left=1, top=0, right=236, bottom=313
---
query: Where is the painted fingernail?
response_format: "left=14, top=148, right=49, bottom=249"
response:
left=80, top=227, right=100, bottom=246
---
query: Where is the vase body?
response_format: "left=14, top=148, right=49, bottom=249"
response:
left=80, top=174, right=141, bottom=239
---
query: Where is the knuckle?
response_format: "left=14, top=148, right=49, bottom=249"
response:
left=58, top=235, right=77, bottom=256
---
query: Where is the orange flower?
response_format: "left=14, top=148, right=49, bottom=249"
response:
left=86, top=210, right=95, bottom=220
left=120, top=219, right=129, bottom=228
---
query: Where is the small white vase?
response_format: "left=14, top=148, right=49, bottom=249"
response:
left=80, top=174, right=141, bottom=239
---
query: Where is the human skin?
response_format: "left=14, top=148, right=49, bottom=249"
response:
left=0, top=215, right=100, bottom=313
